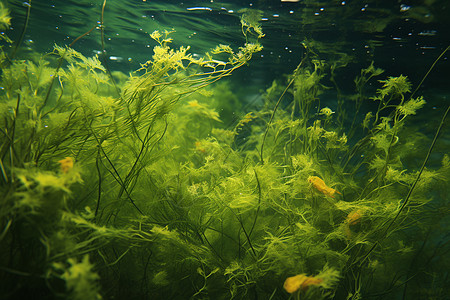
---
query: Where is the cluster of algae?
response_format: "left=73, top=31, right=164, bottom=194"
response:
left=0, top=2, right=449, bottom=300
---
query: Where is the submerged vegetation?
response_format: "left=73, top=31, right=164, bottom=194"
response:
left=1, top=2, right=449, bottom=300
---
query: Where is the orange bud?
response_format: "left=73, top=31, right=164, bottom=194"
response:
left=58, top=157, right=74, bottom=174
left=284, top=274, right=307, bottom=293
left=346, top=209, right=363, bottom=226
left=284, top=274, right=323, bottom=293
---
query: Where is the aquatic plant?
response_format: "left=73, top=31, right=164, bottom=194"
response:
left=0, top=2, right=448, bottom=300
left=238, top=8, right=265, bottom=41
left=0, top=2, right=263, bottom=298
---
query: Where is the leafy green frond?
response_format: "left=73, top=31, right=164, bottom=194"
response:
left=377, top=75, right=411, bottom=99
left=238, top=8, right=265, bottom=39
left=52, top=255, right=102, bottom=300
left=362, top=111, right=373, bottom=129
left=77, top=54, right=106, bottom=73
left=370, top=132, right=392, bottom=154
left=53, top=44, right=81, bottom=62
left=397, top=96, right=426, bottom=117
left=361, top=61, right=384, bottom=78
left=0, top=2, right=11, bottom=30
left=150, top=29, right=175, bottom=46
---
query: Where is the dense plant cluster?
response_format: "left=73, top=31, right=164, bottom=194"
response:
left=0, top=3, right=448, bottom=300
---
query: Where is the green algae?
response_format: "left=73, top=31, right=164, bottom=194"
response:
left=0, top=3, right=449, bottom=300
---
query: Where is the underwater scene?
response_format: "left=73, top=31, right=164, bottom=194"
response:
left=0, top=0, right=449, bottom=299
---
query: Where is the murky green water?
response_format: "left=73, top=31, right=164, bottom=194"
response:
left=1, top=1, right=449, bottom=299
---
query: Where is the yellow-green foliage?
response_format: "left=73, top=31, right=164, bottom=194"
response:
left=51, top=255, right=102, bottom=300
left=238, top=8, right=265, bottom=40
left=0, top=5, right=447, bottom=300
left=0, top=2, right=11, bottom=44
left=0, top=11, right=265, bottom=297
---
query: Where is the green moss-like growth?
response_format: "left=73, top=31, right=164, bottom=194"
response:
left=0, top=4, right=448, bottom=300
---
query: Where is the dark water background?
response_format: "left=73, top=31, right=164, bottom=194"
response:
left=6, top=0, right=450, bottom=84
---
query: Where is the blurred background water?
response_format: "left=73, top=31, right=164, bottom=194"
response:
left=6, top=0, right=450, bottom=86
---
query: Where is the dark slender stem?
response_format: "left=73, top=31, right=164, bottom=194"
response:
left=385, top=105, right=449, bottom=234
left=10, top=0, right=32, bottom=59
left=409, top=45, right=450, bottom=100
left=69, top=25, right=96, bottom=48
left=260, top=57, right=306, bottom=164
left=94, top=151, right=102, bottom=218
left=358, top=105, right=449, bottom=267
left=248, top=169, right=261, bottom=239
